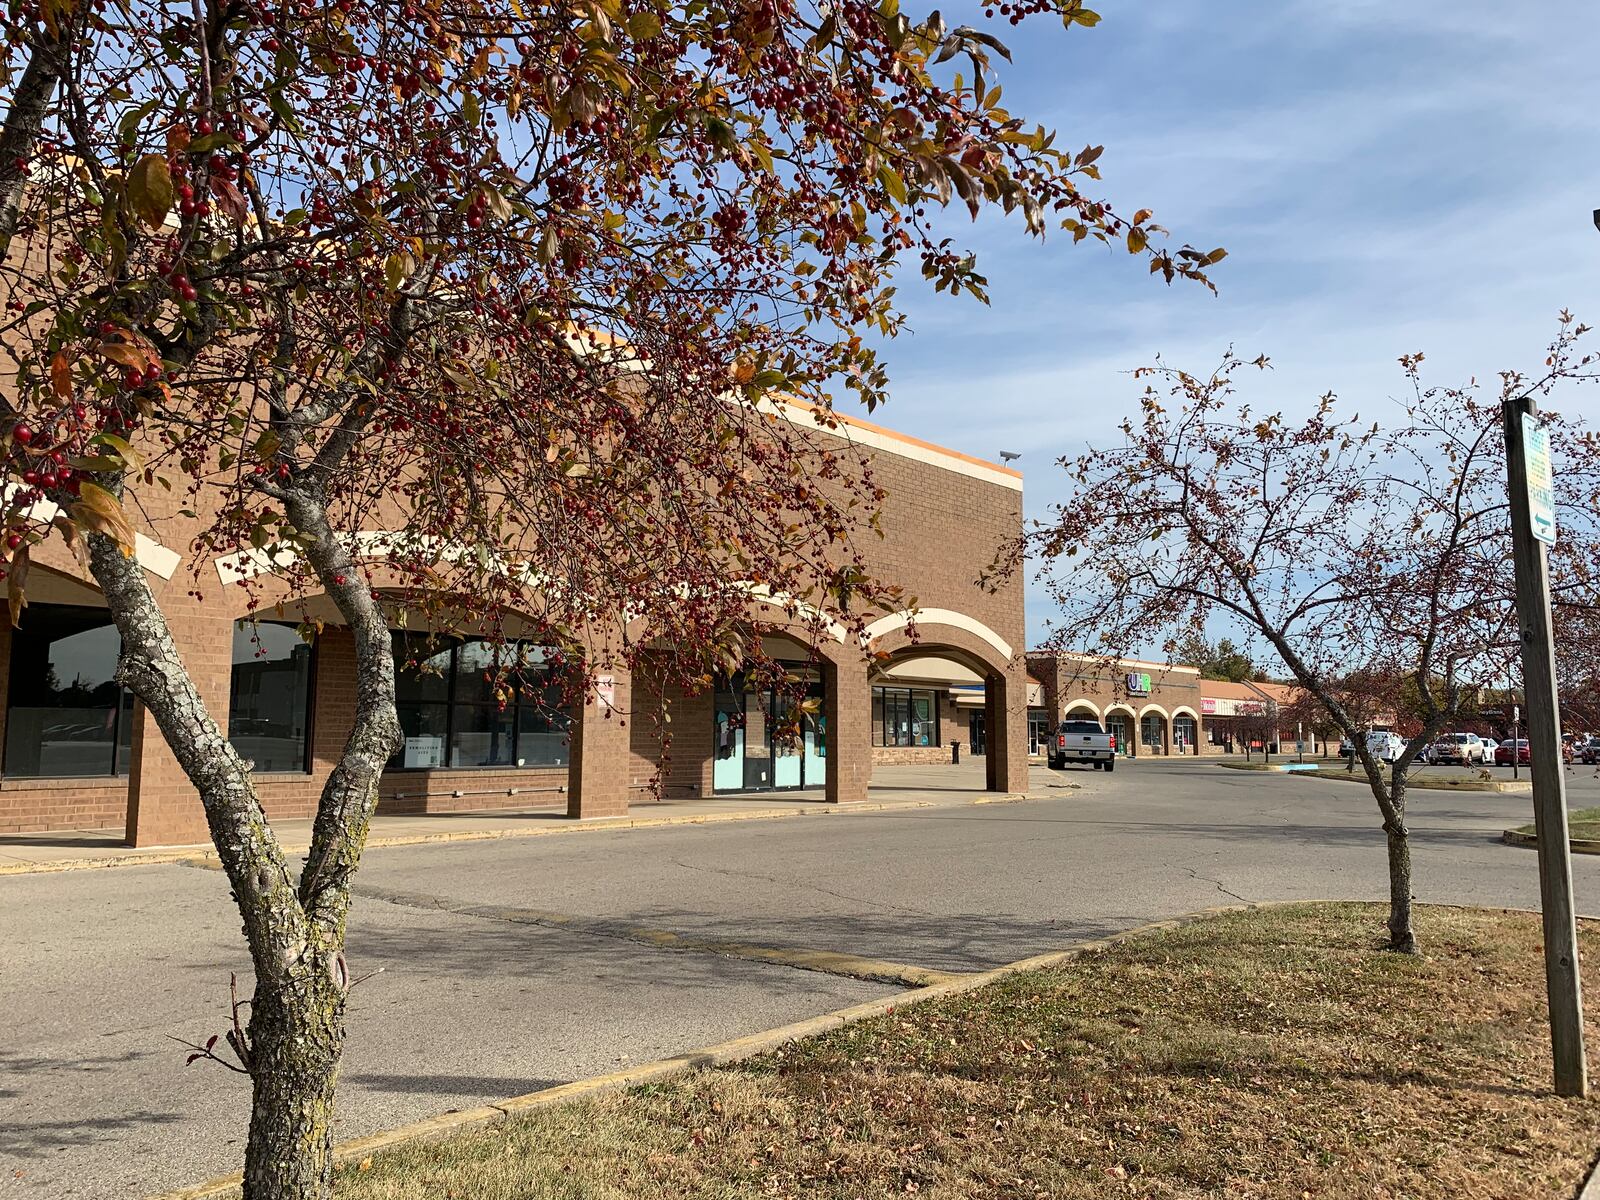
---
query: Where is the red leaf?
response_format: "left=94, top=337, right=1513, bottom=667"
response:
left=210, top=177, right=249, bottom=227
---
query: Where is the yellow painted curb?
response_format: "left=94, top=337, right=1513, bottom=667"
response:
left=147, top=904, right=1249, bottom=1200
left=0, top=795, right=959, bottom=877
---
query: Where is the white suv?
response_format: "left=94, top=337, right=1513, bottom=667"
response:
left=1425, top=733, right=1488, bottom=765
left=1365, top=730, right=1405, bottom=763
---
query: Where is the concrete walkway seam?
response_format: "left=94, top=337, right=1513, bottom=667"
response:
left=349, top=882, right=960, bottom=988
left=2, top=793, right=1045, bottom=877
left=144, top=903, right=1251, bottom=1200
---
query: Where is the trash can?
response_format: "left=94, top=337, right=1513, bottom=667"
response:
left=950, top=740, right=961, bottom=765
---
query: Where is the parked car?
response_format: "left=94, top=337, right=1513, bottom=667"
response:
left=1495, top=739, right=1532, bottom=766
left=1581, top=738, right=1600, bottom=766
left=1365, top=730, right=1405, bottom=763
left=1425, top=732, right=1489, bottom=765
left=1048, top=719, right=1116, bottom=772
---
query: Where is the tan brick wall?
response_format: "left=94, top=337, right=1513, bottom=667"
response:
left=1030, top=654, right=1206, bottom=758
left=0, top=384, right=1025, bottom=832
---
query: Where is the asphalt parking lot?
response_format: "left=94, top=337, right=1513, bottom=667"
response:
left=5, top=758, right=1598, bottom=1197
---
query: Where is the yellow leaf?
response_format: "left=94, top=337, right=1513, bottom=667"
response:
left=50, top=352, right=72, bottom=399
left=357, top=1157, right=373, bottom=1172
left=128, top=154, right=173, bottom=231
left=7, top=544, right=28, bottom=629
left=69, top=481, right=138, bottom=554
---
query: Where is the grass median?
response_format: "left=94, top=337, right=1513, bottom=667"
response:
left=1514, top=806, right=1600, bottom=841
left=336, top=903, right=1600, bottom=1199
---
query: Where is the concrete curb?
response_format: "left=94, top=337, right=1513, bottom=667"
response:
left=144, top=902, right=1251, bottom=1200
left=1502, top=829, right=1600, bottom=856
left=1578, top=1150, right=1600, bottom=1200
left=0, top=792, right=1041, bottom=877
left=1286, top=769, right=1533, bottom=794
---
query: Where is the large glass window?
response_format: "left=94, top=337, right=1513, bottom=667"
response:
left=391, top=634, right=568, bottom=770
left=229, top=622, right=314, bottom=773
left=872, top=686, right=940, bottom=748
left=5, top=604, right=129, bottom=778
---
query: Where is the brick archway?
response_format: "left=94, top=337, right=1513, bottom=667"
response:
left=865, top=619, right=1028, bottom=796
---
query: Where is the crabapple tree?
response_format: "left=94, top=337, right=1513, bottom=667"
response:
left=1025, top=319, right=1600, bottom=954
left=0, top=0, right=1219, bottom=1193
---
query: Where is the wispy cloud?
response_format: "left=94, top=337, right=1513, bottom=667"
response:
left=847, top=1, right=1600, bottom=643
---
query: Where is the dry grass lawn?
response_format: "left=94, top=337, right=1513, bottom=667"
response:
left=1516, top=807, right=1600, bottom=842
left=336, top=903, right=1600, bottom=1199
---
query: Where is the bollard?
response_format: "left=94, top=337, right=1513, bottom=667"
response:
left=951, top=740, right=961, bottom=765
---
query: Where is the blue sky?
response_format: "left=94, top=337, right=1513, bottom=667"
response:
left=854, top=0, right=1600, bottom=647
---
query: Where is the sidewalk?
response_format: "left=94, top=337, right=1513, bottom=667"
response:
left=0, top=761, right=1046, bottom=874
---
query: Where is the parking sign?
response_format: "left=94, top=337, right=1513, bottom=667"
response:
left=1522, top=414, right=1556, bottom=545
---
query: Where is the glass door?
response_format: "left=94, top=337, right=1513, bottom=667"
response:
left=742, top=692, right=772, bottom=789
left=712, top=683, right=745, bottom=792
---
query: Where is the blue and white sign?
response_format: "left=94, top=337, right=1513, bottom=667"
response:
left=1522, top=414, right=1556, bottom=546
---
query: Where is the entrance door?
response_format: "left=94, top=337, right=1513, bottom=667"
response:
left=969, top=711, right=986, bottom=756
left=712, top=671, right=824, bottom=793
left=1106, top=714, right=1131, bottom=756
left=742, top=691, right=772, bottom=789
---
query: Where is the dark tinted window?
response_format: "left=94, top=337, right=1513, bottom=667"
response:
left=1060, top=720, right=1104, bottom=734
left=391, top=634, right=569, bottom=769
left=229, top=622, right=314, bottom=773
left=4, top=604, right=129, bottom=778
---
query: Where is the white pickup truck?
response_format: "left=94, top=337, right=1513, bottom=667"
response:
left=1047, top=718, right=1117, bottom=772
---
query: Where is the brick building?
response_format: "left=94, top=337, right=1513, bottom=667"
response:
left=1028, top=653, right=1206, bottom=757
left=0, top=405, right=1030, bottom=844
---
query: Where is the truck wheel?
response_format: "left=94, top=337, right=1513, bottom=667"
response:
left=1106, top=758, right=1116, bottom=773
left=1091, top=761, right=1102, bottom=771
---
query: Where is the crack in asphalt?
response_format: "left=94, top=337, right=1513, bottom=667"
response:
left=1178, top=864, right=1254, bottom=906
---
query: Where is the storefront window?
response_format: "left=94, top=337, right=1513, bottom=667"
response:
left=1027, top=709, right=1051, bottom=755
left=1141, top=714, right=1166, bottom=753
left=1173, top=715, right=1198, bottom=755
left=4, top=604, right=128, bottom=778
left=229, top=622, right=314, bottom=773
left=391, top=634, right=568, bottom=770
left=872, top=686, right=940, bottom=747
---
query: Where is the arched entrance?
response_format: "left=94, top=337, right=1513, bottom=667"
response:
left=862, top=612, right=1027, bottom=797
left=1139, top=706, right=1170, bottom=756
left=1172, top=709, right=1199, bottom=756
left=1105, top=704, right=1135, bottom=756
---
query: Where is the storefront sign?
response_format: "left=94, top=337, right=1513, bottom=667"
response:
left=403, top=736, right=444, bottom=769
left=1125, top=671, right=1152, bottom=696
left=1201, top=697, right=1218, bottom=715
left=595, top=674, right=617, bottom=711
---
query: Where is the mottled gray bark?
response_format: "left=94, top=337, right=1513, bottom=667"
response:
left=84, top=474, right=401, bottom=1200
left=0, top=30, right=69, bottom=259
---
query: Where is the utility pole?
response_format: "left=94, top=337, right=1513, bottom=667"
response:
left=1503, top=395, right=1587, bottom=1098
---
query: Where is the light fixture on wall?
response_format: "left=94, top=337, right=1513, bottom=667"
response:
left=999, top=450, right=1021, bottom=464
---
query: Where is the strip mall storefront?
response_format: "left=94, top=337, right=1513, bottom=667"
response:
left=1, top=409, right=1032, bottom=845
left=1027, top=653, right=1204, bottom=757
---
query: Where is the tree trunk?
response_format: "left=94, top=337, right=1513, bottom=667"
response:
left=1385, top=772, right=1417, bottom=953
left=0, top=28, right=70, bottom=258
left=1384, top=822, right=1417, bottom=953
left=243, top=955, right=347, bottom=1200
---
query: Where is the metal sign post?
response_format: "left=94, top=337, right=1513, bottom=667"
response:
left=1503, top=396, right=1587, bottom=1098
left=1513, top=703, right=1521, bottom=782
